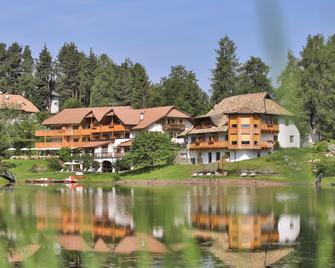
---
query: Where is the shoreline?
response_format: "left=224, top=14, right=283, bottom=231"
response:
left=116, top=178, right=306, bottom=187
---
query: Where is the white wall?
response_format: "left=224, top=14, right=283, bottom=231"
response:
left=278, top=215, right=300, bottom=243
left=50, top=97, right=59, bottom=114
left=148, top=123, right=163, bottom=132
left=229, top=150, right=257, bottom=162
left=278, top=118, right=300, bottom=148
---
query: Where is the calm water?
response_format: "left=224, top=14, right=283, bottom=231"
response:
left=0, top=183, right=334, bottom=267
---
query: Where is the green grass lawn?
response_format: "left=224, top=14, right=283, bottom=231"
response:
left=3, top=148, right=315, bottom=184
left=4, top=159, right=115, bottom=183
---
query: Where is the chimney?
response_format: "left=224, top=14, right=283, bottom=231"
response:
left=140, top=112, right=144, bottom=121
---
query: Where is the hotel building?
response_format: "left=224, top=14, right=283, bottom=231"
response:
left=180, top=92, right=300, bottom=163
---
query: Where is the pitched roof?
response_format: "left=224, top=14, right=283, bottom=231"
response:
left=42, top=105, right=191, bottom=129
left=79, top=141, right=112, bottom=148
left=118, top=140, right=132, bottom=147
left=0, top=93, right=39, bottom=113
left=209, top=92, right=291, bottom=116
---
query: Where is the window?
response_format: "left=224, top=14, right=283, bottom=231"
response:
left=241, top=118, right=250, bottom=128
left=285, top=119, right=289, bottom=126
left=191, top=137, right=196, bottom=143
left=125, top=132, right=130, bottom=138
left=254, top=141, right=258, bottom=145
left=231, top=141, right=237, bottom=145
left=274, top=135, right=278, bottom=142
left=290, top=135, right=294, bottom=143
left=179, top=119, right=183, bottom=124
left=241, top=141, right=250, bottom=145
left=216, top=152, right=221, bottom=161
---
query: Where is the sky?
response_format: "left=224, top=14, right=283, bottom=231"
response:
left=1, top=0, right=335, bottom=93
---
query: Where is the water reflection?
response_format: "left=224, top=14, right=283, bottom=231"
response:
left=0, top=184, right=332, bottom=267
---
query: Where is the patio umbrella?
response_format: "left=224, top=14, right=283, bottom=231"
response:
left=6, top=148, right=16, bottom=151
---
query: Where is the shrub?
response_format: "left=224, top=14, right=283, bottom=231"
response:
left=314, top=157, right=335, bottom=177
left=127, top=132, right=177, bottom=168
left=29, top=164, right=48, bottom=173
left=273, top=141, right=281, bottom=150
left=314, top=141, right=330, bottom=153
left=47, top=159, right=62, bottom=171
left=58, top=147, right=72, bottom=162
left=113, top=158, right=131, bottom=174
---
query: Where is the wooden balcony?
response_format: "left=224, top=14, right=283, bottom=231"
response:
left=260, top=141, right=274, bottom=149
left=35, top=141, right=87, bottom=149
left=260, top=124, right=279, bottom=132
left=162, top=123, right=185, bottom=131
left=35, top=124, right=126, bottom=137
left=91, top=124, right=126, bottom=133
left=189, top=140, right=228, bottom=150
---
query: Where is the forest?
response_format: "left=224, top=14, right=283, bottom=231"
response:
left=0, top=34, right=334, bottom=142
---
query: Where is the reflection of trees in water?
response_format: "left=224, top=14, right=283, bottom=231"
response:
left=0, top=185, right=335, bottom=267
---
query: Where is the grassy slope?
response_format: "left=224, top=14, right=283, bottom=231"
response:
left=120, top=148, right=314, bottom=182
left=4, top=159, right=115, bottom=183
left=3, top=148, right=314, bottom=183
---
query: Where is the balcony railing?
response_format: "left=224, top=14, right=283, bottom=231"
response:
left=260, top=124, right=279, bottom=132
left=162, top=123, right=185, bottom=131
left=260, top=141, right=274, bottom=148
left=35, top=124, right=126, bottom=137
left=189, top=140, right=228, bottom=150
left=35, top=141, right=87, bottom=149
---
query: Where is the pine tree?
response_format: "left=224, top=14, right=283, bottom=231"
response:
left=113, top=58, right=133, bottom=105
left=90, top=54, right=117, bottom=106
left=57, top=42, right=81, bottom=104
left=238, top=56, right=273, bottom=94
left=277, top=51, right=308, bottom=139
left=79, top=48, right=97, bottom=106
left=35, top=46, right=55, bottom=111
left=159, top=65, right=209, bottom=116
left=299, top=34, right=327, bottom=143
left=17, top=45, right=35, bottom=98
left=210, top=36, right=239, bottom=104
left=0, top=43, right=7, bottom=88
left=6, top=42, right=22, bottom=92
left=131, top=63, right=151, bottom=108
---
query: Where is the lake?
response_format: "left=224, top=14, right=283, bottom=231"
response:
left=0, top=183, right=333, bottom=267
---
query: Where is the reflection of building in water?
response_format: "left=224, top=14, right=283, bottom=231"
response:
left=189, top=186, right=300, bottom=250
left=35, top=187, right=134, bottom=243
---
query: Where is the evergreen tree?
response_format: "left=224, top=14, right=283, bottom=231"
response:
left=35, top=46, right=55, bottom=111
left=57, top=42, right=81, bottom=104
left=17, top=45, right=35, bottom=98
left=299, top=34, right=327, bottom=143
left=238, top=56, right=273, bottom=94
left=277, top=51, right=308, bottom=139
left=90, top=54, right=117, bottom=106
left=6, top=42, right=22, bottom=92
left=159, top=65, right=209, bottom=116
left=0, top=43, right=7, bottom=88
left=79, top=48, right=97, bottom=106
left=210, top=36, right=239, bottom=104
left=131, top=63, right=151, bottom=108
left=113, top=58, right=133, bottom=105
left=318, top=35, right=335, bottom=140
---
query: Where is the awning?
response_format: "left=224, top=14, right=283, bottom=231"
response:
left=118, top=140, right=132, bottom=147
left=79, top=141, right=112, bottom=148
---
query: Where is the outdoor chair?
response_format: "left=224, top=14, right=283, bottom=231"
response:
left=240, top=171, right=247, bottom=177
left=249, top=171, right=256, bottom=177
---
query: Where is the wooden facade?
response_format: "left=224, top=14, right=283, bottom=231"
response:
left=35, top=114, right=130, bottom=149
left=188, top=114, right=279, bottom=151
